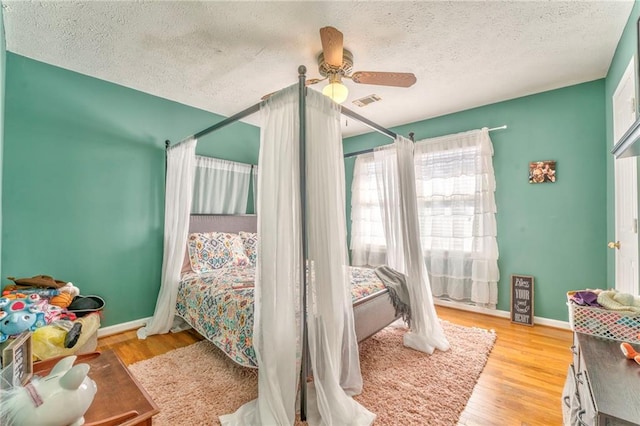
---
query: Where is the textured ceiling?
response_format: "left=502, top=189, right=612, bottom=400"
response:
left=1, top=1, right=635, bottom=137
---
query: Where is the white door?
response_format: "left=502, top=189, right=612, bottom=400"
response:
left=612, top=58, right=639, bottom=295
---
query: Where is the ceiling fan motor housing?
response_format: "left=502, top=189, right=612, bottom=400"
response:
left=318, top=49, right=354, bottom=78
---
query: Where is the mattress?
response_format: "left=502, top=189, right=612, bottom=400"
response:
left=175, top=265, right=387, bottom=368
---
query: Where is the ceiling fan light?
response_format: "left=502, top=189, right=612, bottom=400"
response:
left=322, top=81, right=349, bottom=104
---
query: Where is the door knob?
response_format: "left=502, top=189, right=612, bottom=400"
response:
left=608, top=241, right=621, bottom=249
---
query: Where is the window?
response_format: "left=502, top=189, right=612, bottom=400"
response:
left=414, top=145, right=478, bottom=254
left=350, top=129, right=499, bottom=308
left=350, top=154, right=386, bottom=266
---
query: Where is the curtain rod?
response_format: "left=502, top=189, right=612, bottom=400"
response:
left=169, top=71, right=407, bottom=149
left=194, top=102, right=262, bottom=140
left=343, top=125, right=507, bottom=158
left=175, top=101, right=397, bottom=149
left=340, top=105, right=397, bottom=140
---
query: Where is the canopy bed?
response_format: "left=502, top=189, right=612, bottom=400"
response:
left=138, top=66, right=450, bottom=425
left=175, top=214, right=400, bottom=368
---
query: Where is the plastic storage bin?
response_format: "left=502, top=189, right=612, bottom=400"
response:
left=567, top=291, right=640, bottom=344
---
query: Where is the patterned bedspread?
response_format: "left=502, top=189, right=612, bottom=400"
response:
left=175, top=266, right=386, bottom=368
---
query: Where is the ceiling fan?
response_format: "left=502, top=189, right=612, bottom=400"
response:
left=307, top=26, right=417, bottom=104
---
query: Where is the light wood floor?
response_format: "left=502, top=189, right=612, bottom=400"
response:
left=97, top=306, right=573, bottom=425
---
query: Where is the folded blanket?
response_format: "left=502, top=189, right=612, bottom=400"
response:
left=374, top=265, right=412, bottom=327
left=597, top=289, right=640, bottom=314
left=571, top=290, right=601, bottom=307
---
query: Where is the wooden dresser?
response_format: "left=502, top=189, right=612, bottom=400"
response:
left=563, top=332, right=640, bottom=425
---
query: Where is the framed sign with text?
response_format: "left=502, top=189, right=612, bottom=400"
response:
left=1, top=331, right=33, bottom=388
left=511, top=275, right=534, bottom=326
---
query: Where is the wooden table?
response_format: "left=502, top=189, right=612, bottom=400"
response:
left=34, top=350, right=159, bottom=426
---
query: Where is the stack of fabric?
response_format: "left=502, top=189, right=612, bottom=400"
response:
left=1, top=274, right=104, bottom=360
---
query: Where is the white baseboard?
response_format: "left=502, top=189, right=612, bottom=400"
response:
left=434, top=298, right=571, bottom=330
left=96, top=301, right=571, bottom=339
left=97, top=317, right=151, bottom=338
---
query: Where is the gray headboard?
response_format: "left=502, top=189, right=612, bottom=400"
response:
left=189, top=214, right=257, bottom=234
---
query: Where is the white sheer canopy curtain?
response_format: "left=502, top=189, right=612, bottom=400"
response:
left=251, top=165, right=258, bottom=213
left=191, top=156, right=252, bottom=214
left=221, top=85, right=302, bottom=425
left=350, top=154, right=386, bottom=266
left=137, top=137, right=197, bottom=339
left=374, top=137, right=450, bottom=354
left=304, top=89, right=374, bottom=426
left=221, top=85, right=373, bottom=425
left=414, top=128, right=499, bottom=308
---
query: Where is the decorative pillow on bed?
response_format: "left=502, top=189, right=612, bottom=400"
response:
left=187, top=232, right=250, bottom=273
left=239, top=232, right=258, bottom=266
left=181, top=249, right=194, bottom=275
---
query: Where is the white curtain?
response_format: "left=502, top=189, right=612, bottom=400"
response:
left=137, top=137, right=197, bottom=339
left=221, top=86, right=301, bottom=425
left=221, top=85, right=372, bottom=425
left=374, top=137, right=450, bottom=354
left=191, top=156, right=252, bottom=214
left=304, top=89, right=374, bottom=425
left=350, top=154, right=387, bottom=266
left=414, top=128, right=499, bottom=308
left=251, top=165, right=258, bottom=214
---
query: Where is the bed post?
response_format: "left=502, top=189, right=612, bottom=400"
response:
left=298, top=65, right=309, bottom=422
left=164, top=140, right=170, bottom=179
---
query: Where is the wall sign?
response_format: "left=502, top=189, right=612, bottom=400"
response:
left=511, top=275, right=534, bottom=326
left=1, top=331, right=33, bottom=388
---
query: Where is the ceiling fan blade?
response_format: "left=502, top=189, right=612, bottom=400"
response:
left=350, top=71, right=417, bottom=88
left=320, top=26, right=344, bottom=68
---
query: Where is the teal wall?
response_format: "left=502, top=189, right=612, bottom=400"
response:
left=3, top=54, right=259, bottom=327
left=605, top=2, right=640, bottom=285
left=0, top=3, right=5, bottom=277
left=3, top=52, right=608, bottom=325
left=344, top=80, right=607, bottom=321
left=1, top=28, right=622, bottom=326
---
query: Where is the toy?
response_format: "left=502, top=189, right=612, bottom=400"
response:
left=619, top=333, right=640, bottom=366
left=49, top=292, right=73, bottom=309
left=47, top=283, right=80, bottom=308
left=0, top=291, right=27, bottom=300
left=1, top=281, right=81, bottom=311
left=7, top=275, right=68, bottom=289
left=0, top=355, right=97, bottom=426
left=40, top=302, right=75, bottom=324
left=59, top=282, right=80, bottom=298
left=0, top=295, right=46, bottom=342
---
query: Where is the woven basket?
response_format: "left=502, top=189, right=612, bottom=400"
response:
left=567, top=291, right=640, bottom=344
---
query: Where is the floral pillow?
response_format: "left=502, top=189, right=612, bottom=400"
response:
left=239, top=232, right=258, bottom=266
left=187, top=232, right=250, bottom=273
